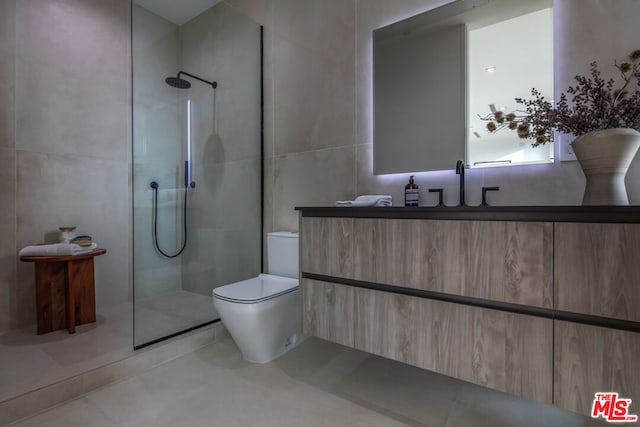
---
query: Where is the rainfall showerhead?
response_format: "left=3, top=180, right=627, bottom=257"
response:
left=165, top=76, right=191, bottom=89
left=165, top=71, right=217, bottom=90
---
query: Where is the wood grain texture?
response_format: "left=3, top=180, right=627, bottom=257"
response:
left=416, top=296, right=553, bottom=403
left=354, top=288, right=418, bottom=366
left=303, top=280, right=552, bottom=403
left=352, top=219, right=553, bottom=307
left=70, top=259, right=96, bottom=325
left=301, top=279, right=354, bottom=347
left=554, top=321, right=640, bottom=416
left=34, top=263, right=66, bottom=334
left=301, top=217, right=353, bottom=278
left=555, top=223, right=640, bottom=321
left=27, top=252, right=104, bottom=334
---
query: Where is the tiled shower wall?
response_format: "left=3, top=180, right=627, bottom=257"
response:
left=225, top=0, right=640, bottom=235
left=0, top=0, right=131, bottom=332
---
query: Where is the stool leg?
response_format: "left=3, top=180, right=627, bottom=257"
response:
left=65, top=261, right=76, bottom=334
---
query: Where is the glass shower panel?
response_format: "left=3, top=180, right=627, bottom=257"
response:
left=132, top=1, right=262, bottom=348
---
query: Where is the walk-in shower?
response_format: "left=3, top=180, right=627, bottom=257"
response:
left=132, top=1, right=263, bottom=348
left=148, top=71, right=218, bottom=258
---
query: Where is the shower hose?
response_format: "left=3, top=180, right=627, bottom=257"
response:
left=149, top=181, right=188, bottom=258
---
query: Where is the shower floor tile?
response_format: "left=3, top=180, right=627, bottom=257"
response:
left=135, top=290, right=216, bottom=346
left=12, top=337, right=604, bottom=427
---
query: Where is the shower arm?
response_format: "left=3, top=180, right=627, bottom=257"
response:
left=178, top=71, right=218, bottom=89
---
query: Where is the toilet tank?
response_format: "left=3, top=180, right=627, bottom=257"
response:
left=267, top=232, right=299, bottom=279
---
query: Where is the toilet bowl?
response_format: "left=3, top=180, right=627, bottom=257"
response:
left=212, top=232, right=303, bottom=363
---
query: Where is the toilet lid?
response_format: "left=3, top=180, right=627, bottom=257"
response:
left=212, top=274, right=299, bottom=304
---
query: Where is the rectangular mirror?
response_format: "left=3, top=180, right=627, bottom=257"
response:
left=373, top=0, right=554, bottom=174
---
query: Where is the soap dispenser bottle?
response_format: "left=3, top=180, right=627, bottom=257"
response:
left=405, top=175, right=419, bottom=206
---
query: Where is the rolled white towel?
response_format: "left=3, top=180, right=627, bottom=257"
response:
left=335, top=195, right=392, bottom=207
left=19, top=242, right=98, bottom=257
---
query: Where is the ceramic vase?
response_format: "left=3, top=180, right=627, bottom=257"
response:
left=571, top=128, right=640, bottom=205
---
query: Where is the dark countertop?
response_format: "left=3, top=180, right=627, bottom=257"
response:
left=295, top=206, right=640, bottom=223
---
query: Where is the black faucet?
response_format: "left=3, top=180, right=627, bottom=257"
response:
left=456, top=160, right=465, bottom=206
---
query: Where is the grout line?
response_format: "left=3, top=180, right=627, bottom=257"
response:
left=272, top=143, right=357, bottom=159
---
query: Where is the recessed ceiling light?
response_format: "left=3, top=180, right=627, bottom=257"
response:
left=485, top=66, right=496, bottom=73
left=499, top=106, right=506, bottom=111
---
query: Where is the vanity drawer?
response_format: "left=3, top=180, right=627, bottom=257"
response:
left=555, top=223, right=640, bottom=321
left=300, top=217, right=353, bottom=278
left=554, top=321, right=640, bottom=415
left=352, top=219, right=553, bottom=308
left=301, top=278, right=354, bottom=348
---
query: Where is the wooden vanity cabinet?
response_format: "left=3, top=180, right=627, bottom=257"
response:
left=555, top=222, right=640, bottom=322
left=299, top=212, right=640, bottom=417
left=354, top=285, right=553, bottom=403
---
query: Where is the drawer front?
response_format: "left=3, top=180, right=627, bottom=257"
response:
left=301, top=279, right=354, bottom=347
left=555, top=223, right=640, bottom=321
left=301, top=217, right=353, bottom=278
left=554, top=320, right=640, bottom=416
left=352, top=219, right=553, bottom=307
left=352, top=286, right=553, bottom=403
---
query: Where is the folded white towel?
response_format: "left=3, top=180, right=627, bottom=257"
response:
left=335, top=195, right=393, bottom=207
left=19, top=243, right=98, bottom=257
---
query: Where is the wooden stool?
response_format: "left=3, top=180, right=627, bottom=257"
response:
left=20, top=249, right=106, bottom=334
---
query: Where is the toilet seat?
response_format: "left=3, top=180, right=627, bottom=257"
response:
left=212, top=274, right=298, bottom=304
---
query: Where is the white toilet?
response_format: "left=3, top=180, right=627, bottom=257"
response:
left=212, top=232, right=303, bottom=363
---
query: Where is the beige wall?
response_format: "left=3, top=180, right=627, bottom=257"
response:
left=225, top=0, right=640, bottom=235
left=0, top=0, right=131, bottom=331
left=0, top=0, right=16, bottom=332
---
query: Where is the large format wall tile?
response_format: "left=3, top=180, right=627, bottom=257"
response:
left=15, top=150, right=129, bottom=327
left=180, top=3, right=262, bottom=164
left=0, top=147, right=16, bottom=331
left=273, top=0, right=354, bottom=66
left=15, top=0, right=130, bottom=162
left=0, top=0, right=15, bottom=149
left=273, top=147, right=355, bottom=231
left=272, top=34, right=355, bottom=155
left=481, top=162, right=585, bottom=206
left=224, top=0, right=273, bottom=26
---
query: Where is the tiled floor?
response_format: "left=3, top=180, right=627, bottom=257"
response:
left=0, top=290, right=215, bottom=403
left=0, top=303, right=133, bottom=403
left=12, top=337, right=606, bottom=427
